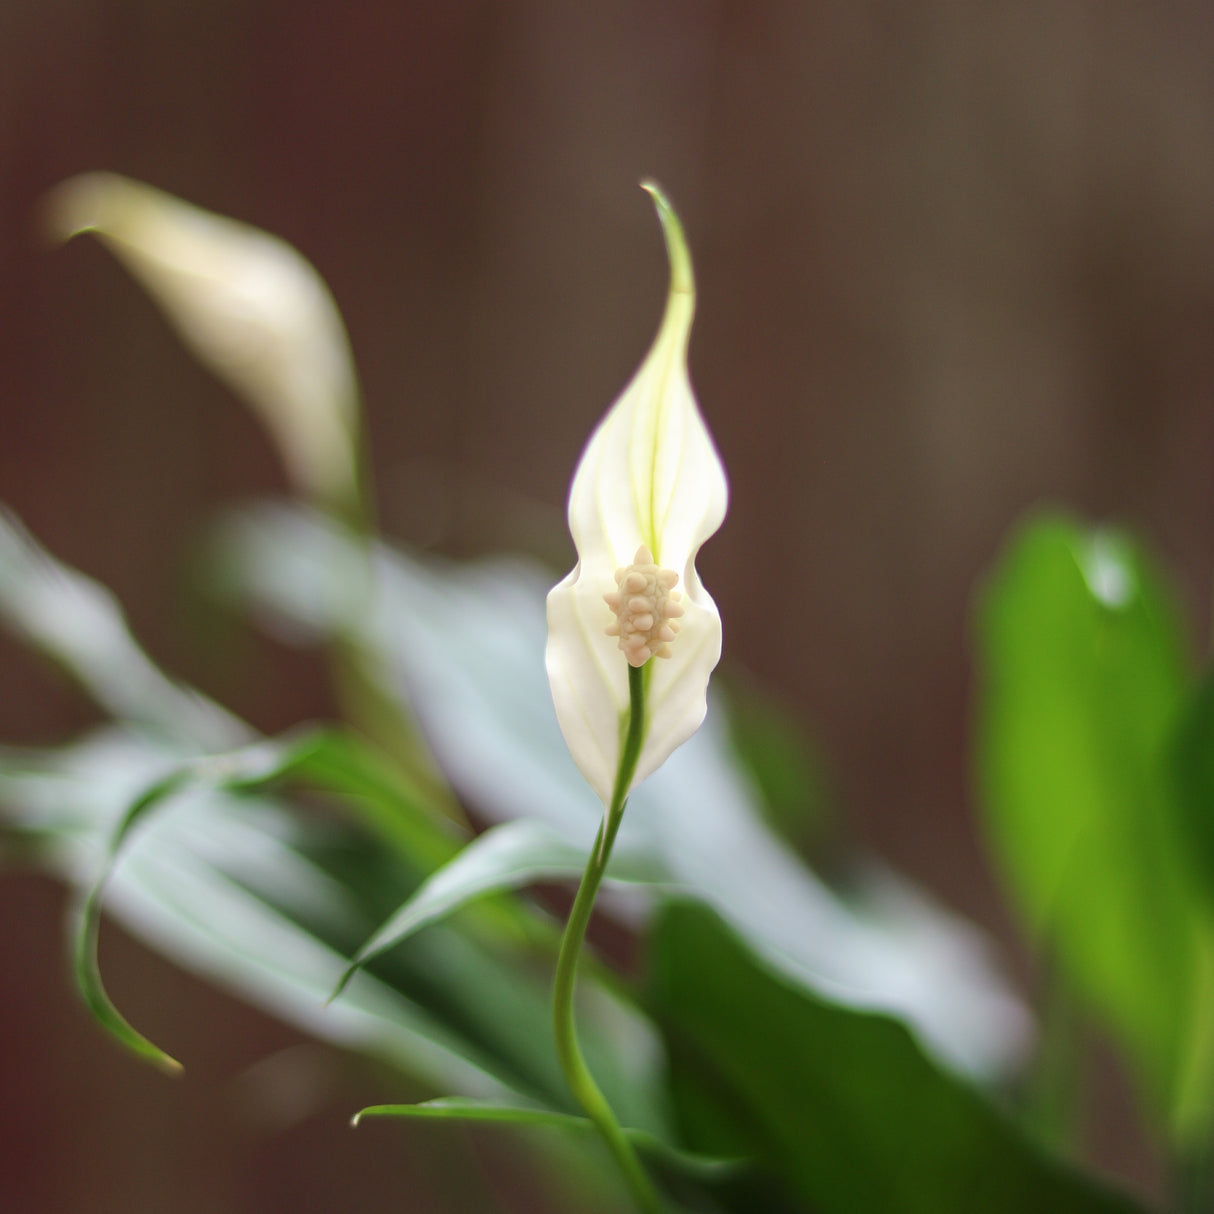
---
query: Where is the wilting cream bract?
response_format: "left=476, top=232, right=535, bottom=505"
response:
left=545, top=184, right=728, bottom=806
left=46, top=173, right=360, bottom=510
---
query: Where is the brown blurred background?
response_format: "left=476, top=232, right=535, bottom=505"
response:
left=5, top=3, right=1214, bottom=1210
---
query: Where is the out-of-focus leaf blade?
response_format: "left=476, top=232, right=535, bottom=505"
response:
left=1171, top=672, right=1214, bottom=907
left=976, top=514, right=1214, bottom=1135
left=0, top=514, right=451, bottom=865
left=0, top=514, right=670, bottom=1138
left=204, top=725, right=463, bottom=870
left=215, top=503, right=1031, bottom=1080
left=649, top=901, right=1146, bottom=1214
left=71, top=765, right=197, bottom=1071
left=0, top=731, right=646, bottom=1109
left=352, top=1096, right=742, bottom=1179
left=0, top=510, right=244, bottom=749
left=335, top=819, right=667, bottom=998
left=721, top=674, right=831, bottom=846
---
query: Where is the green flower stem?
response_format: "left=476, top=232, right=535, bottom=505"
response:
left=553, top=663, right=664, bottom=1214
left=1027, top=959, right=1082, bottom=1152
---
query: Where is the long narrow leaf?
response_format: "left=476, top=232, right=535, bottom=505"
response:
left=351, top=1096, right=741, bottom=1180
left=334, top=819, right=667, bottom=998
left=2, top=730, right=667, bottom=1122
left=71, top=766, right=197, bottom=1072
left=0, top=510, right=244, bottom=749
left=212, top=726, right=462, bottom=869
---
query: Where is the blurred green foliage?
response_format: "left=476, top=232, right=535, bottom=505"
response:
left=8, top=177, right=1207, bottom=1212
left=976, top=515, right=1214, bottom=1151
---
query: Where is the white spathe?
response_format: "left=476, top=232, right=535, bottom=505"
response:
left=46, top=173, right=360, bottom=508
left=545, top=184, right=728, bottom=806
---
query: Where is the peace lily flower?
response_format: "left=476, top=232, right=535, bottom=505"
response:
left=45, top=172, right=361, bottom=514
left=545, top=183, right=728, bottom=806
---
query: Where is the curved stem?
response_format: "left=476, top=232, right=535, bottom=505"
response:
left=553, top=665, right=664, bottom=1214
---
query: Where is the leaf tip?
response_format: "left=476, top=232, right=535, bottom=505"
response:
left=157, top=1052, right=186, bottom=1078
left=639, top=179, right=693, bottom=297
left=42, top=172, right=122, bottom=248
left=328, top=963, right=358, bottom=1006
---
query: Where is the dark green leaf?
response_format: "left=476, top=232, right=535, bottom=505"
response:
left=1171, top=672, right=1214, bottom=907
left=721, top=672, right=831, bottom=847
left=649, top=901, right=1146, bottom=1214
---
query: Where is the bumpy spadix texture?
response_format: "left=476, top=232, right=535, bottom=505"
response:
left=546, top=184, right=728, bottom=805
left=604, top=545, right=684, bottom=667
left=46, top=173, right=360, bottom=508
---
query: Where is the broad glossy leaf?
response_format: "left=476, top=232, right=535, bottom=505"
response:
left=976, top=514, right=1214, bottom=1135
left=198, top=725, right=462, bottom=870
left=62, top=722, right=471, bottom=1071
left=649, top=901, right=1146, bottom=1214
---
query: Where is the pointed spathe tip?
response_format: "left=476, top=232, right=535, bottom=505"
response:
left=639, top=180, right=693, bottom=297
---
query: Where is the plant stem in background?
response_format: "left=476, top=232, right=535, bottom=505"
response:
left=1172, top=1142, right=1213, bottom=1214
left=1027, top=960, right=1083, bottom=1153
left=327, top=502, right=470, bottom=830
left=552, top=664, right=664, bottom=1214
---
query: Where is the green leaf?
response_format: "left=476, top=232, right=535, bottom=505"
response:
left=2, top=730, right=667, bottom=1126
left=0, top=510, right=244, bottom=749
left=351, top=1096, right=741, bottom=1180
left=975, top=514, right=1214, bottom=1135
left=720, top=672, right=831, bottom=846
left=1171, top=671, right=1214, bottom=906
left=66, top=730, right=443, bottom=1073
left=1, top=733, right=531, bottom=1096
left=71, top=766, right=196, bottom=1073
left=207, top=725, right=463, bottom=871
left=648, top=901, right=1146, bottom=1214
left=334, top=819, right=666, bottom=999
left=216, top=502, right=1029, bottom=1081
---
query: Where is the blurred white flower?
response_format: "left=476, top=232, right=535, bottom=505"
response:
left=46, top=173, right=361, bottom=511
left=546, top=184, right=728, bottom=806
